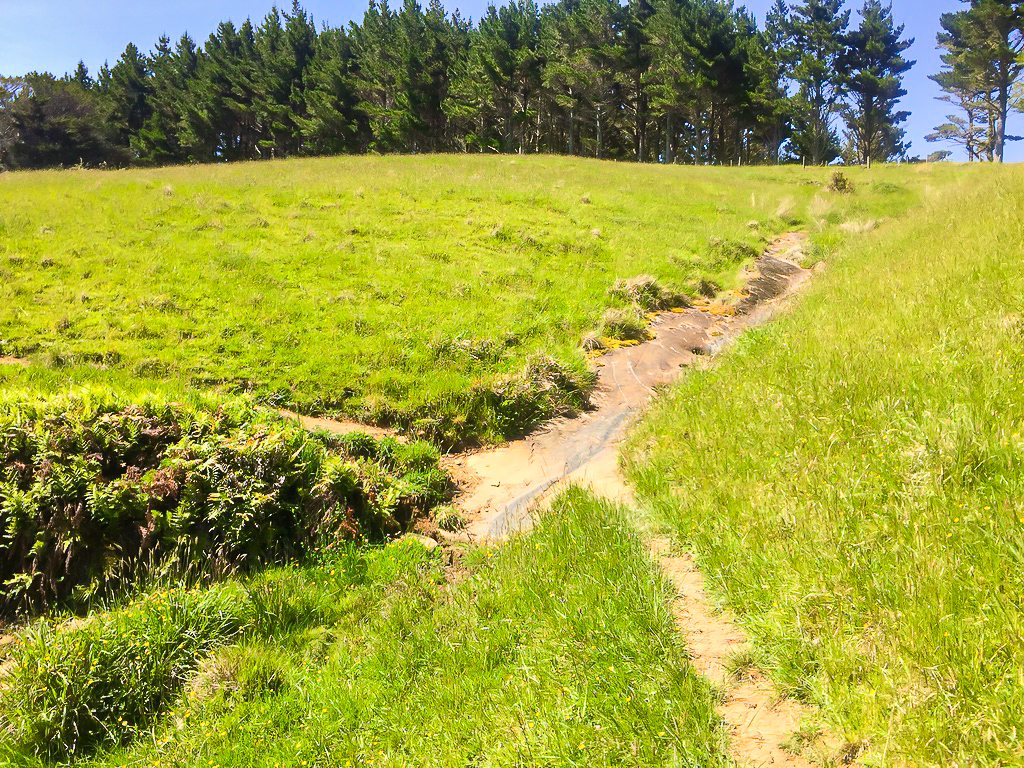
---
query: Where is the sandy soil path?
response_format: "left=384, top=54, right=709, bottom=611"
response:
left=445, top=232, right=832, bottom=766
left=450, top=232, right=812, bottom=539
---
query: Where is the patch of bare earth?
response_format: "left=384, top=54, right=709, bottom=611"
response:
left=450, top=232, right=813, bottom=540
left=0, top=633, right=18, bottom=693
left=278, top=409, right=403, bottom=440
left=0, top=357, right=29, bottom=367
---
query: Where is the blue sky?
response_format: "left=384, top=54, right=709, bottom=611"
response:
left=2, top=0, right=1018, bottom=161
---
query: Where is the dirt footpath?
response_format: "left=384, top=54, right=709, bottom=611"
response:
left=448, top=231, right=836, bottom=767
left=449, top=232, right=812, bottom=539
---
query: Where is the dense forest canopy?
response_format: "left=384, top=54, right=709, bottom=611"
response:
left=0, top=0, right=1013, bottom=169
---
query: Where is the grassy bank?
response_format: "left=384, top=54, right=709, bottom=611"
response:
left=624, top=166, right=1024, bottom=764
left=0, top=156, right=929, bottom=445
left=0, top=388, right=449, bottom=617
left=2, top=490, right=725, bottom=767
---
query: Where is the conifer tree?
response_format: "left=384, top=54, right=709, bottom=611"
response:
left=931, top=1, right=1023, bottom=163
left=843, top=0, right=914, bottom=164
left=299, top=27, right=366, bottom=154
left=748, top=0, right=793, bottom=163
left=350, top=0, right=409, bottom=150
left=104, top=43, right=154, bottom=149
left=788, top=0, right=851, bottom=164
left=70, top=62, right=93, bottom=90
left=135, top=35, right=199, bottom=164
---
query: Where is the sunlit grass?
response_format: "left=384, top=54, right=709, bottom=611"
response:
left=624, top=165, right=1024, bottom=764
left=0, top=156, right=935, bottom=445
left=2, top=490, right=727, bottom=767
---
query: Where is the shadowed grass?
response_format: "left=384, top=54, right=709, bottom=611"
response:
left=624, top=165, right=1024, bottom=765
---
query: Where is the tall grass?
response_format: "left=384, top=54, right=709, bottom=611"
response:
left=624, top=166, right=1024, bottom=764
left=6, top=490, right=727, bottom=767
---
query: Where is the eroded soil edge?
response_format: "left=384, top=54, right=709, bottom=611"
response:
left=450, top=231, right=813, bottom=539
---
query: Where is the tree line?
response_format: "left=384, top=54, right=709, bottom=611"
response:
left=0, top=0, right=917, bottom=169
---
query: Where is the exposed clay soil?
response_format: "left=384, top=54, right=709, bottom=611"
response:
left=449, top=232, right=812, bottom=540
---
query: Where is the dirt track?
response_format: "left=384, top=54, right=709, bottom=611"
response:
left=285, top=231, right=831, bottom=765
left=449, top=232, right=812, bottom=540
left=441, top=231, right=831, bottom=766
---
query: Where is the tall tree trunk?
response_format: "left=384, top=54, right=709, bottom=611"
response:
left=568, top=108, right=575, bottom=155
left=996, top=67, right=1008, bottom=163
left=664, top=112, right=671, bottom=164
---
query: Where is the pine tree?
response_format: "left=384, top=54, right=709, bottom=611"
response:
left=350, top=0, right=409, bottom=151
left=470, top=0, right=544, bottom=153
left=104, top=43, right=154, bottom=150
left=932, top=1, right=1023, bottom=163
left=619, top=0, right=653, bottom=160
left=299, top=27, right=366, bottom=154
left=748, top=0, right=793, bottom=163
left=135, top=35, right=199, bottom=164
left=788, top=0, right=851, bottom=165
left=70, top=61, right=93, bottom=90
left=842, top=0, right=914, bottom=164
left=929, top=9, right=992, bottom=161
left=644, top=0, right=702, bottom=163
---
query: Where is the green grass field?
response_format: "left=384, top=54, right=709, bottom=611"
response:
left=2, top=155, right=1013, bottom=767
left=0, top=156, right=928, bottom=445
left=624, top=164, right=1024, bottom=764
left=2, top=491, right=727, bottom=768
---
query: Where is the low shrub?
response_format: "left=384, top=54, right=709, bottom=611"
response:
left=0, top=391, right=450, bottom=615
left=827, top=171, right=854, bottom=193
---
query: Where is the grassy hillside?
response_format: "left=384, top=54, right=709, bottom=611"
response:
left=1, top=156, right=997, bottom=766
left=0, top=156, right=927, bottom=445
left=624, top=165, right=1024, bottom=764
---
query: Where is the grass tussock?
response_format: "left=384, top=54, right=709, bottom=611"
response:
left=1, top=586, right=251, bottom=760
left=608, top=275, right=689, bottom=311
left=624, top=166, right=1024, bottom=765
left=601, top=306, right=651, bottom=343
